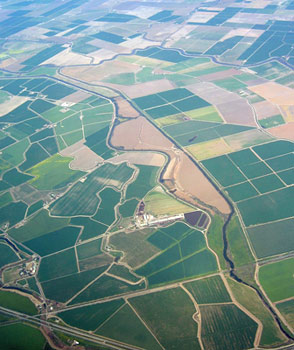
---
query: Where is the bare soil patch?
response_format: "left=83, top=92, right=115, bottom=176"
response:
left=110, top=151, right=165, bottom=167
left=60, top=140, right=103, bottom=171
left=114, top=96, right=140, bottom=118
left=253, top=100, right=281, bottom=120
left=111, top=116, right=230, bottom=214
left=216, top=99, right=256, bottom=126
left=267, top=122, right=294, bottom=140
left=249, top=82, right=294, bottom=105
left=0, top=95, right=28, bottom=116
left=61, top=90, right=92, bottom=104
left=62, top=60, right=140, bottom=83
left=108, top=79, right=175, bottom=99
left=200, top=68, right=242, bottom=82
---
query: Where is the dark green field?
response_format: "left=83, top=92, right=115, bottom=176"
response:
left=248, top=218, right=294, bottom=258
left=185, top=275, right=231, bottom=304
left=129, top=288, right=201, bottom=350
left=59, top=299, right=124, bottom=330
left=200, top=304, right=257, bottom=350
left=96, top=304, right=162, bottom=349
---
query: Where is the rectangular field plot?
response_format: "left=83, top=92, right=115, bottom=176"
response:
left=237, top=186, right=294, bottom=226
left=266, top=153, right=294, bottom=172
left=277, top=168, right=294, bottom=185
left=251, top=174, right=285, bottom=193
left=174, top=123, right=253, bottom=147
left=239, top=162, right=272, bottom=179
left=200, top=304, right=257, bottom=350
left=23, top=226, right=80, bottom=256
left=202, top=155, right=246, bottom=187
left=185, top=275, right=231, bottom=304
left=259, top=258, right=294, bottom=302
left=225, top=182, right=258, bottom=202
left=27, top=154, right=85, bottom=190
left=129, top=288, right=201, bottom=350
left=70, top=275, right=145, bottom=304
left=253, top=140, right=294, bottom=160
left=248, top=218, right=294, bottom=258
left=9, top=210, right=69, bottom=242
left=144, top=248, right=217, bottom=286
left=0, top=243, right=19, bottom=269
left=38, top=248, right=78, bottom=282
left=41, top=265, right=108, bottom=303
left=96, top=304, right=162, bottom=350
left=58, top=299, right=124, bottom=331
left=133, top=88, right=211, bottom=120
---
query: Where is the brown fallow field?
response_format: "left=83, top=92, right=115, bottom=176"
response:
left=110, top=116, right=230, bottom=214
left=114, top=96, right=140, bottom=118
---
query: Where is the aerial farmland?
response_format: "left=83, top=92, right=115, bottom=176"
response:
left=0, top=0, right=294, bottom=349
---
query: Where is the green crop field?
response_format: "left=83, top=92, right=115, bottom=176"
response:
left=185, top=275, right=231, bottom=304
left=118, top=198, right=139, bottom=217
left=259, top=258, right=294, bottom=302
left=51, top=163, right=133, bottom=216
left=70, top=275, right=145, bottom=304
left=38, top=248, right=78, bottom=282
left=77, top=238, right=102, bottom=260
left=226, top=216, right=254, bottom=267
left=97, top=303, right=162, bottom=349
left=0, top=290, right=37, bottom=315
left=59, top=299, right=124, bottom=330
left=71, top=217, right=108, bottom=241
left=227, top=278, right=287, bottom=347
left=238, top=186, right=294, bottom=226
left=108, top=264, right=141, bottom=283
left=276, top=299, right=294, bottom=329
left=28, top=154, right=85, bottom=190
left=9, top=210, right=69, bottom=242
left=200, top=304, right=257, bottom=350
left=23, top=226, right=80, bottom=256
left=110, top=229, right=160, bottom=268
left=125, top=164, right=159, bottom=200
left=41, top=266, right=107, bottom=302
left=129, top=288, right=201, bottom=350
left=93, top=187, right=121, bottom=226
left=202, top=155, right=246, bottom=187
left=0, top=323, right=46, bottom=350
left=0, top=243, right=19, bottom=268
left=248, top=218, right=294, bottom=258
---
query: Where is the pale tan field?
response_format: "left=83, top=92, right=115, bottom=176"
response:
left=253, top=100, right=281, bottom=120
left=62, top=60, right=141, bottom=83
left=109, top=151, right=165, bottom=167
left=111, top=116, right=230, bottom=214
left=249, top=82, right=294, bottom=105
left=267, top=122, right=294, bottom=140
left=0, top=95, right=28, bottom=116
left=42, top=48, right=92, bottom=66
left=114, top=97, right=140, bottom=118
left=200, top=68, right=241, bottom=82
left=280, top=105, right=294, bottom=123
left=112, top=79, right=175, bottom=98
left=61, top=90, right=92, bottom=104
left=60, top=140, right=103, bottom=171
